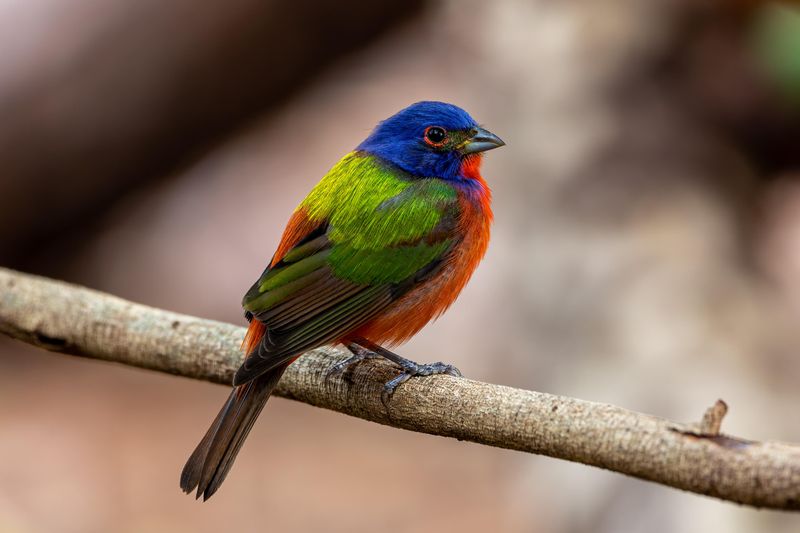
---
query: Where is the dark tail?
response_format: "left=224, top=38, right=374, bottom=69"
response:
left=180, top=363, right=288, bottom=500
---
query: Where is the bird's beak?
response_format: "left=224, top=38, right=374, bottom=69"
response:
left=460, top=126, right=505, bottom=154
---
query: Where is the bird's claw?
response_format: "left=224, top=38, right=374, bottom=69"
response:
left=325, top=351, right=380, bottom=381
left=381, top=361, right=462, bottom=406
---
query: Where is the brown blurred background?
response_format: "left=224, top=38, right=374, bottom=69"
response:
left=2, top=0, right=800, bottom=531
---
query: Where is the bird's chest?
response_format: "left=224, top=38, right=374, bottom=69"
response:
left=436, top=190, right=493, bottom=306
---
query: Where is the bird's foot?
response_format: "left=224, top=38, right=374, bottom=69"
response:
left=381, top=360, right=461, bottom=406
left=326, top=343, right=381, bottom=380
left=345, top=337, right=462, bottom=406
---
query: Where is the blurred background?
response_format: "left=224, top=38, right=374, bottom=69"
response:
left=1, top=0, right=800, bottom=531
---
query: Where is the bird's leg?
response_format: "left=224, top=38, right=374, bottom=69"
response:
left=349, top=336, right=461, bottom=405
left=326, top=342, right=381, bottom=379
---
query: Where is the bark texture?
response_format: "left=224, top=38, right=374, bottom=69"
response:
left=0, top=266, right=798, bottom=511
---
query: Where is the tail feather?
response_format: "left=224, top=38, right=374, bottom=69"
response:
left=180, top=363, right=288, bottom=500
left=179, top=392, right=232, bottom=493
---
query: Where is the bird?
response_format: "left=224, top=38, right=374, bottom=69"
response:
left=180, top=101, right=504, bottom=500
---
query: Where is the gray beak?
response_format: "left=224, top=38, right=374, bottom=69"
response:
left=461, top=126, right=505, bottom=154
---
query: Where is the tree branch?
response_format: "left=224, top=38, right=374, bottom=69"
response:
left=0, top=266, right=798, bottom=511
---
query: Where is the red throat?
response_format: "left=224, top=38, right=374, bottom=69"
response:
left=459, top=154, right=493, bottom=220
left=460, top=153, right=483, bottom=181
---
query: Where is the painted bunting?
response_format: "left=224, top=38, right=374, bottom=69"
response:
left=180, top=101, right=504, bottom=500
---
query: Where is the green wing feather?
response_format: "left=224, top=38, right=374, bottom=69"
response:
left=234, top=152, right=459, bottom=385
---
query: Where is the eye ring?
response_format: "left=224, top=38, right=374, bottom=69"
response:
left=424, top=126, right=448, bottom=147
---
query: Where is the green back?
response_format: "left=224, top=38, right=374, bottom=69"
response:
left=300, top=152, right=458, bottom=284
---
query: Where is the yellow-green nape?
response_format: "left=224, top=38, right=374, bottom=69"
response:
left=300, top=152, right=457, bottom=251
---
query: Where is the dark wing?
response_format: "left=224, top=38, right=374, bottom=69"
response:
left=235, top=231, right=458, bottom=385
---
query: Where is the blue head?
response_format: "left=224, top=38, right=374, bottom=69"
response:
left=357, top=101, right=504, bottom=181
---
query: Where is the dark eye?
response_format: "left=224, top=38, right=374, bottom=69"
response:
left=424, top=126, right=447, bottom=146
